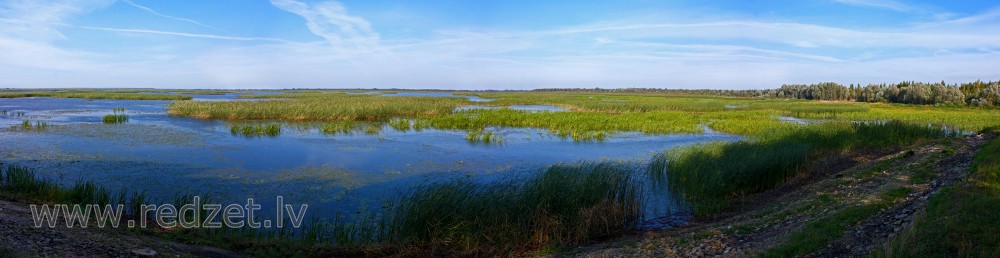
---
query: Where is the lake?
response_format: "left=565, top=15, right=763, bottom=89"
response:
left=0, top=94, right=741, bottom=222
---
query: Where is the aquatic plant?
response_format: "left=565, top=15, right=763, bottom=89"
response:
left=229, top=124, right=281, bottom=138
left=465, top=130, right=503, bottom=144
left=102, top=114, right=129, bottom=124
left=113, top=107, right=126, bottom=113
left=0, top=165, right=148, bottom=217
left=167, top=93, right=468, bottom=121
left=388, top=118, right=411, bottom=132
left=387, top=161, right=644, bottom=255
left=16, top=120, right=48, bottom=131
left=320, top=120, right=356, bottom=135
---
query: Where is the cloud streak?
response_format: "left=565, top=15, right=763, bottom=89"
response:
left=120, top=0, right=227, bottom=32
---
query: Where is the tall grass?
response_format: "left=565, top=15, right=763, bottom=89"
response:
left=387, top=162, right=644, bottom=255
left=320, top=120, right=356, bottom=135
left=0, top=165, right=148, bottom=217
left=0, top=91, right=192, bottom=100
left=168, top=93, right=468, bottom=121
left=652, top=121, right=954, bottom=217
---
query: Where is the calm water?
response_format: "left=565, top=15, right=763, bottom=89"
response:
left=0, top=95, right=740, bottom=220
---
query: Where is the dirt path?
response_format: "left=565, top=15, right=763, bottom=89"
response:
left=568, top=134, right=990, bottom=257
left=0, top=199, right=243, bottom=257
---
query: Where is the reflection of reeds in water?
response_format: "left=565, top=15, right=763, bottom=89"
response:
left=229, top=124, right=281, bottom=138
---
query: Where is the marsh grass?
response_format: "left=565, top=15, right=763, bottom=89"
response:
left=0, top=165, right=148, bottom=218
left=230, top=124, right=281, bottom=138
left=18, top=120, right=48, bottom=130
left=0, top=91, right=192, bottom=100
left=388, top=118, right=411, bottom=132
left=386, top=161, right=645, bottom=255
left=168, top=93, right=468, bottom=121
left=102, top=114, right=128, bottom=124
left=320, top=121, right=356, bottom=135
left=465, top=130, right=503, bottom=144
left=652, top=121, right=953, bottom=218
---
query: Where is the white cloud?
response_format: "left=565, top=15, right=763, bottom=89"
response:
left=269, top=0, right=379, bottom=51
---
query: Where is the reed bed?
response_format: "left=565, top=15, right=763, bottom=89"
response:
left=0, top=165, right=148, bottom=217
left=320, top=120, right=356, bottom=135
left=426, top=109, right=702, bottom=135
left=168, top=94, right=468, bottom=121
left=0, top=91, right=192, bottom=100
left=102, top=114, right=128, bottom=124
left=388, top=118, right=411, bottom=132
left=651, top=121, right=954, bottom=218
left=385, top=161, right=645, bottom=255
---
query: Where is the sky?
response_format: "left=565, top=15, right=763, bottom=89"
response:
left=1, top=0, right=999, bottom=89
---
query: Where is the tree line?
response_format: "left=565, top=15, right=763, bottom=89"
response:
left=533, top=80, right=1000, bottom=106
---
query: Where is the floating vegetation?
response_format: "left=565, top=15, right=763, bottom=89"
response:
left=466, top=129, right=503, bottom=144
left=102, top=114, right=128, bottom=124
left=229, top=124, right=281, bottom=138
left=388, top=118, right=411, bottom=131
left=113, top=107, right=126, bottom=113
left=320, top=120, right=356, bottom=135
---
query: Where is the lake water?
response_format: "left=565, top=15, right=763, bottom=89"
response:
left=0, top=95, right=741, bottom=221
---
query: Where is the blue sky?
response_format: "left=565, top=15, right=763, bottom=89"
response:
left=1, top=0, right=999, bottom=89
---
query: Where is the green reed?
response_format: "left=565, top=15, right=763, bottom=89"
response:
left=102, top=114, right=129, bottom=124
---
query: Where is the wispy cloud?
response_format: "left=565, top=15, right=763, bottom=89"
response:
left=269, top=0, right=379, bottom=50
left=68, top=24, right=297, bottom=43
left=120, top=0, right=227, bottom=33
left=832, top=0, right=921, bottom=12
